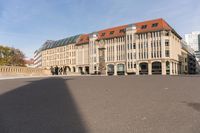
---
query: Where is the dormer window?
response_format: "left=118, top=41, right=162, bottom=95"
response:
left=101, top=33, right=105, bottom=36
left=119, top=29, right=125, bottom=33
left=141, top=25, right=147, bottom=29
left=152, top=23, right=158, bottom=27
left=110, top=31, right=114, bottom=35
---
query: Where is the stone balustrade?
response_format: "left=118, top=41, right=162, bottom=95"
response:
left=0, top=66, right=50, bottom=77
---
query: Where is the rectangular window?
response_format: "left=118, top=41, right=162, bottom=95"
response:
left=130, top=53, right=133, bottom=59
left=165, top=40, right=169, bottom=46
left=130, top=35, right=132, bottom=41
left=128, top=53, right=129, bottom=60
left=94, top=48, right=96, bottom=54
left=133, top=43, right=136, bottom=49
left=165, top=50, right=170, bottom=57
left=157, top=51, right=159, bottom=58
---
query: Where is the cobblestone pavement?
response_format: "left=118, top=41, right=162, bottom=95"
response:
left=0, top=75, right=200, bottom=133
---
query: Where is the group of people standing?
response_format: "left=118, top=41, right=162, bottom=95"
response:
left=50, top=66, right=67, bottom=75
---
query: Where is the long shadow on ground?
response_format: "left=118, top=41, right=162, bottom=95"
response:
left=0, top=77, right=88, bottom=133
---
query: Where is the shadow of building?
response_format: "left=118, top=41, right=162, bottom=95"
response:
left=0, top=77, right=88, bottom=133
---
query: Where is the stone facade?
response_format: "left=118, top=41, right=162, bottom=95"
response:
left=37, top=18, right=198, bottom=75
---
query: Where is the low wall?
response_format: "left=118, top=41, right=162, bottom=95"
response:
left=0, top=66, right=50, bottom=77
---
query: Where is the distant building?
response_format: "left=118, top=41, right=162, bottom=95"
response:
left=25, top=58, right=34, bottom=68
left=185, top=32, right=200, bottom=71
left=195, top=51, right=200, bottom=73
left=34, top=49, right=42, bottom=68
left=180, top=40, right=197, bottom=74
left=196, top=34, right=200, bottom=68
left=37, top=18, right=199, bottom=75
left=185, top=32, right=200, bottom=52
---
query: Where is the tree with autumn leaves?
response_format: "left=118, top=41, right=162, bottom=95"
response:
left=0, top=45, right=26, bottom=66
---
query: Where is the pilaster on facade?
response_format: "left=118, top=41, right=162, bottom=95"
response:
left=173, top=62, right=177, bottom=75
left=148, top=61, right=152, bottom=75
left=135, top=35, right=139, bottom=61
left=114, top=38, right=117, bottom=62
left=75, top=66, right=79, bottom=73
left=161, top=31, right=166, bottom=59
left=114, top=64, right=117, bottom=75
left=175, top=62, right=178, bottom=75
left=136, top=63, right=140, bottom=75
left=147, top=33, right=152, bottom=60
left=170, top=61, right=173, bottom=75
left=162, top=60, right=166, bottom=75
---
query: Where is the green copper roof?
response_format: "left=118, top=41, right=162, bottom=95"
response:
left=41, top=35, right=81, bottom=51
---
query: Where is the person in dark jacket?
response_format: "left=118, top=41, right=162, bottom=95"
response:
left=55, top=66, right=59, bottom=75
left=63, top=66, right=67, bottom=75
left=50, top=66, right=54, bottom=75
left=59, top=67, right=63, bottom=75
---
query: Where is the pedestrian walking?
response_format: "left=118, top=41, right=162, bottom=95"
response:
left=50, top=66, right=55, bottom=75
left=55, top=65, right=59, bottom=75
left=59, top=67, right=63, bottom=75
left=63, top=66, right=67, bottom=75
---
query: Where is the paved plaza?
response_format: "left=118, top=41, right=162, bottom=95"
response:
left=0, top=76, right=200, bottom=133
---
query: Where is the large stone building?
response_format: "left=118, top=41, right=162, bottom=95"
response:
left=36, top=18, right=198, bottom=75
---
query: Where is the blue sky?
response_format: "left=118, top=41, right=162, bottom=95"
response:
left=0, top=0, right=200, bottom=58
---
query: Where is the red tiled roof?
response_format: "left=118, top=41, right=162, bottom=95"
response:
left=134, top=18, right=172, bottom=33
left=97, top=25, right=128, bottom=40
left=133, top=18, right=181, bottom=39
left=76, top=18, right=181, bottom=43
left=76, top=34, right=89, bottom=45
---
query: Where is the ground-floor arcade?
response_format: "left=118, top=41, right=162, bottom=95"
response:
left=76, top=65, right=90, bottom=74
left=136, top=60, right=179, bottom=75
left=46, top=60, right=180, bottom=76
left=106, top=63, right=126, bottom=76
